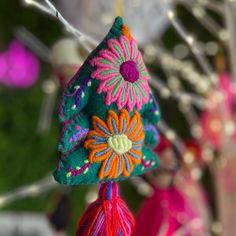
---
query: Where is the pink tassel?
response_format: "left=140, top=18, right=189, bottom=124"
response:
left=76, top=182, right=135, bottom=236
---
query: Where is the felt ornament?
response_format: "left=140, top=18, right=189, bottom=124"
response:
left=54, top=17, right=161, bottom=236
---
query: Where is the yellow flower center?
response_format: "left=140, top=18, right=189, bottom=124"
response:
left=108, top=134, right=132, bottom=155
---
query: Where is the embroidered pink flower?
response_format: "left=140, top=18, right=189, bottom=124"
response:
left=90, top=36, right=150, bottom=111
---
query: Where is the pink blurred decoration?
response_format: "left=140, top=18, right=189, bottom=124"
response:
left=132, top=186, right=184, bottom=236
left=175, top=170, right=211, bottom=235
left=133, top=138, right=211, bottom=235
left=200, top=110, right=222, bottom=150
left=0, top=40, right=40, bottom=88
left=133, top=185, right=208, bottom=236
left=183, top=139, right=204, bottom=167
left=219, top=72, right=235, bottom=113
left=154, top=135, right=172, bottom=154
left=199, top=73, right=236, bottom=150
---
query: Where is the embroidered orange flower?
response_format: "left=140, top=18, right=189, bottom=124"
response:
left=84, top=109, right=144, bottom=179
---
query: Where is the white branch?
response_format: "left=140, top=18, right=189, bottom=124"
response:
left=23, top=0, right=99, bottom=52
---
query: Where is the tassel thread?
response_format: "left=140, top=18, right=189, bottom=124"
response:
left=76, top=182, right=135, bottom=236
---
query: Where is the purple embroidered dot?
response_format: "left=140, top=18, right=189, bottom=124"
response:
left=120, top=60, right=139, bottom=83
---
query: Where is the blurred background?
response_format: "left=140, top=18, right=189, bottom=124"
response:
left=0, top=0, right=236, bottom=235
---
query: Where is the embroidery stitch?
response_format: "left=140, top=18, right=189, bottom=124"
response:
left=150, top=92, right=158, bottom=113
left=90, top=35, right=150, bottom=111
left=141, top=157, right=154, bottom=169
left=68, top=126, right=89, bottom=143
left=84, top=109, right=145, bottom=179
left=67, top=161, right=91, bottom=177
left=55, top=17, right=161, bottom=186
left=144, top=124, right=159, bottom=140
left=75, top=77, right=91, bottom=107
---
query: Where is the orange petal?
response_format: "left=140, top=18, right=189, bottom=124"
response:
left=92, top=116, right=112, bottom=137
left=107, top=110, right=119, bottom=135
left=107, top=155, right=119, bottom=179
left=86, top=130, right=106, bottom=139
left=125, top=114, right=138, bottom=136
left=134, top=111, right=141, bottom=122
left=85, top=141, right=108, bottom=150
left=121, top=155, right=133, bottom=177
left=126, top=149, right=142, bottom=165
left=128, top=123, right=141, bottom=139
left=84, top=138, right=97, bottom=149
left=131, top=128, right=145, bottom=142
left=89, top=146, right=112, bottom=163
left=98, top=152, right=117, bottom=179
left=119, top=109, right=130, bottom=134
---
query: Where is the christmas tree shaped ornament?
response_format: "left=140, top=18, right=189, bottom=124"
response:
left=54, top=17, right=161, bottom=236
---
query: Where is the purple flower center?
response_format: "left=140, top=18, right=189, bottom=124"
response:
left=120, top=60, right=139, bottom=83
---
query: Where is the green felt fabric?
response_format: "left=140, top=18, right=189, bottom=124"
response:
left=54, top=146, right=158, bottom=185
left=54, top=17, right=161, bottom=185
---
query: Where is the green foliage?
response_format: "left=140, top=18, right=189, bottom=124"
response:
left=0, top=0, right=88, bottom=233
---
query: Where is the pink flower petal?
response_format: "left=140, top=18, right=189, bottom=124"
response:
left=135, top=51, right=142, bottom=66
left=140, top=75, right=150, bottom=81
left=117, top=82, right=129, bottom=110
left=90, top=36, right=150, bottom=111
left=130, top=39, right=138, bottom=62
left=139, top=68, right=150, bottom=81
left=137, top=60, right=145, bottom=69
left=138, top=81, right=150, bottom=104
left=98, top=75, right=122, bottom=93
left=105, top=78, right=125, bottom=106
left=91, top=69, right=119, bottom=80
left=132, top=85, right=143, bottom=110
left=98, top=80, right=114, bottom=93
left=98, top=49, right=120, bottom=66
left=110, top=80, right=124, bottom=103
left=90, top=56, right=119, bottom=70
left=107, top=39, right=126, bottom=62
left=127, top=85, right=138, bottom=111
left=120, top=36, right=131, bottom=61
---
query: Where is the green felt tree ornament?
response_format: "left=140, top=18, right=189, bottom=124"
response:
left=54, top=17, right=161, bottom=236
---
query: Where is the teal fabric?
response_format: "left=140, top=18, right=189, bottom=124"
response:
left=54, top=17, right=161, bottom=185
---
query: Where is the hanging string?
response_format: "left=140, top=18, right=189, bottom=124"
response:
left=115, top=0, right=122, bottom=16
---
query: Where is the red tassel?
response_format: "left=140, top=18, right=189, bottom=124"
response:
left=75, top=182, right=135, bottom=236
